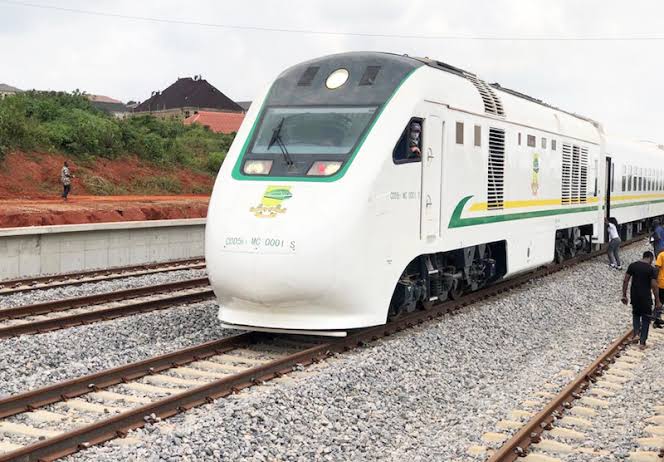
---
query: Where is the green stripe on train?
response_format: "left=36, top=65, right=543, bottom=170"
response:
left=448, top=195, right=664, bottom=228
left=448, top=196, right=597, bottom=228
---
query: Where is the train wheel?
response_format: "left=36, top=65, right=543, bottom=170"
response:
left=449, top=281, right=464, bottom=300
left=388, top=305, right=403, bottom=320
left=421, top=299, right=435, bottom=311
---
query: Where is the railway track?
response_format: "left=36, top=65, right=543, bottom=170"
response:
left=0, top=278, right=213, bottom=338
left=484, top=328, right=664, bottom=462
left=0, top=239, right=646, bottom=461
left=0, top=258, right=206, bottom=297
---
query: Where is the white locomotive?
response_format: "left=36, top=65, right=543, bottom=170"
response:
left=206, top=51, right=664, bottom=335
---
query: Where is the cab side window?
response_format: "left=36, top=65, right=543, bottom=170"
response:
left=393, top=117, right=423, bottom=164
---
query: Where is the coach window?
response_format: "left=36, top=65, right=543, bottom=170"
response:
left=392, top=117, right=423, bottom=164
left=542, top=137, right=547, bottom=149
left=527, top=135, right=536, bottom=147
left=456, top=122, right=464, bottom=145
left=647, top=169, right=651, bottom=191
left=474, top=125, right=481, bottom=147
left=552, top=139, right=557, bottom=151
left=643, top=168, right=650, bottom=191
left=518, top=133, right=522, bottom=146
left=633, top=167, right=637, bottom=191
left=628, top=166, right=632, bottom=192
left=621, top=165, right=626, bottom=191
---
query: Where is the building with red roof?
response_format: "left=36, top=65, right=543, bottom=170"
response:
left=183, top=111, right=244, bottom=134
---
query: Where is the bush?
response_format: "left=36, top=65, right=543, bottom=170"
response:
left=0, top=91, right=235, bottom=171
left=82, top=175, right=127, bottom=195
left=132, top=176, right=183, bottom=194
left=206, top=151, right=227, bottom=174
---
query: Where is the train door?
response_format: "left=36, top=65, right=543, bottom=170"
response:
left=420, top=113, right=443, bottom=239
left=605, top=157, right=612, bottom=220
left=604, top=156, right=613, bottom=243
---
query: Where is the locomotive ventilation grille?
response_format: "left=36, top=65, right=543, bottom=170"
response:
left=487, top=128, right=506, bottom=210
left=466, top=73, right=505, bottom=117
left=562, top=143, right=589, bottom=205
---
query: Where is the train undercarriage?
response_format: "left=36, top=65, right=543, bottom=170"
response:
left=388, top=225, right=599, bottom=319
left=388, top=240, right=507, bottom=319
left=554, top=224, right=593, bottom=263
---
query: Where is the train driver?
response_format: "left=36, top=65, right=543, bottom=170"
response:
left=408, top=121, right=422, bottom=158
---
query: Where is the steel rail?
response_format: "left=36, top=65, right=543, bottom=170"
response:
left=0, top=238, right=646, bottom=461
left=0, top=287, right=214, bottom=338
left=0, top=336, right=332, bottom=462
left=486, top=329, right=634, bottom=461
left=0, top=333, right=256, bottom=420
left=0, top=258, right=206, bottom=296
left=0, top=277, right=210, bottom=321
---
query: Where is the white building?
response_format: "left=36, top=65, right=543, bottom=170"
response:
left=0, top=83, right=21, bottom=99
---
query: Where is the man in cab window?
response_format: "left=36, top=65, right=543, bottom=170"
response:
left=408, top=121, right=422, bottom=159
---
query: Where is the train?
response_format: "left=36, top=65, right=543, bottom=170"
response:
left=205, top=51, right=664, bottom=336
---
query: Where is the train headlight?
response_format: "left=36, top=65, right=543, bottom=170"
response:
left=326, top=69, right=349, bottom=89
left=307, top=161, right=342, bottom=176
left=243, top=160, right=273, bottom=175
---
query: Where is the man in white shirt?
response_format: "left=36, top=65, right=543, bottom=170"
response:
left=606, top=217, right=622, bottom=269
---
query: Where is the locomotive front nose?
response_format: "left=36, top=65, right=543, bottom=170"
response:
left=204, top=176, right=387, bottom=332
left=206, top=182, right=342, bottom=301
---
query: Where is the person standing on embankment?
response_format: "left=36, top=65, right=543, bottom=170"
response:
left=60, top=161, right=74, bottom=201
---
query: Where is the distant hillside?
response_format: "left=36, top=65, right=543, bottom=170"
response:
left=0, top=91, right=234, bottom=178
left=0, top=151, right=215, bottom=198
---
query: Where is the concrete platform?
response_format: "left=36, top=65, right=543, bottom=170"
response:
left=0, top=219, right=205, bottom=280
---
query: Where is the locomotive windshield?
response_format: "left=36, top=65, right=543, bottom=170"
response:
left=232, top=52, right=422, bottom=180
left=250, top=106, right=377, bottom=155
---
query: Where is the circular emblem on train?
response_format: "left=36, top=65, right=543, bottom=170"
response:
left=326, top=68, right=349, bottom=89
left=250, top=185, right=293, bottom=218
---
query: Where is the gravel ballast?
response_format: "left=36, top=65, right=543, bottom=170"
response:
left=536, top=330, right=664, bottom=462
left=0, top=297, right=232, bottom=398
left=34, top=243, right=653, bottom=462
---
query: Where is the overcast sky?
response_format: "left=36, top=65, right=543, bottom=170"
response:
left=1, top=0, right=662, bottom=141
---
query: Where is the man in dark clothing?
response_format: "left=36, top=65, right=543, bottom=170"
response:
left=622, top=251, right=662, bottom=349
left=652, top=220, right=664, bottom=257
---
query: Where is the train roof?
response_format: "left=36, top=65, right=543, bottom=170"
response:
left=275, top=52, right=602, bottom=142
left=409, top=55, right=599, bottom=127
left=605, top=136, right=664, bottom=156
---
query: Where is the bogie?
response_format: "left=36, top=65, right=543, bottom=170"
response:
left=388, top=241, right=507, bottom=319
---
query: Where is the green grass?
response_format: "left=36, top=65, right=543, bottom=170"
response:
left=0, top=90, right=235, bottom=174
left=131, top=176, right=183, bottom=195
left=81, top=175, right=128, bottom=195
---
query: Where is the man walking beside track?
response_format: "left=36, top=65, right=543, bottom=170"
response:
left=60, top=161, right=73, bottom=202
left=654, top=249, right=664, bottom=327
left=622, top=251, right=662, bottom=350
left=652, top=220, right=664, bottom=257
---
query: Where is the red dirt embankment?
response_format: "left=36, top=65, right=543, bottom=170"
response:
left=0, top=151, right=213, bottom=198
left=0, top=196, right=209, bottom=228
left=0, top=152, right=212, bottom=228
